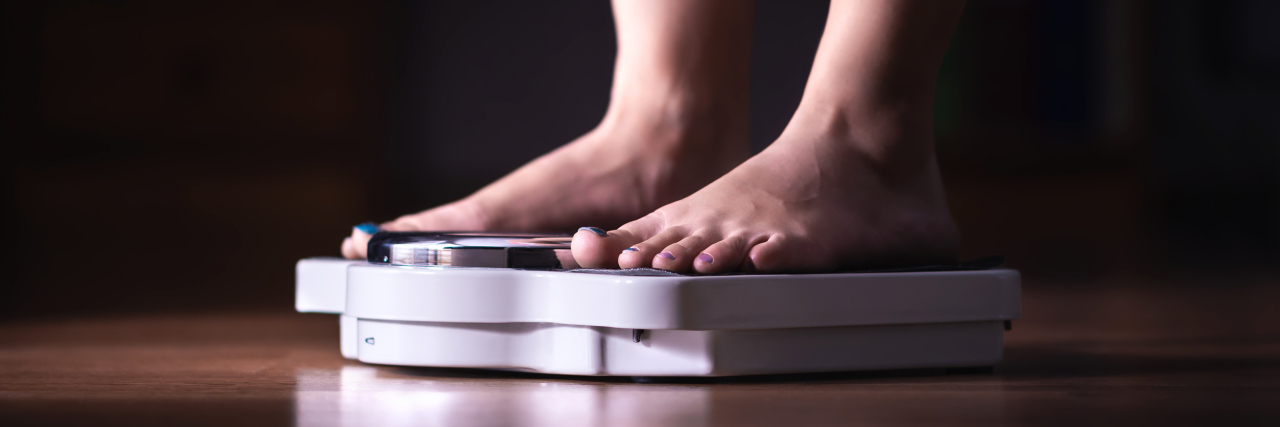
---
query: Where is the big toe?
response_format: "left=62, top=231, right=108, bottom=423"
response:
left=341, top=223, right=381, bottom=260
left=571, top=226, right=644, bottom=269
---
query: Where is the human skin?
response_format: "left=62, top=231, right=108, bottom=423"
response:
left=571, top=0, right=966, bottom=273
left=342, top=0, right=754, bottom=259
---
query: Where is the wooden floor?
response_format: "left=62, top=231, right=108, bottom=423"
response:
left=2, top=276, right=1278, bottom=426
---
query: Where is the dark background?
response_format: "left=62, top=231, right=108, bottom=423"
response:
left=2, top=0, right=1277, bottom=321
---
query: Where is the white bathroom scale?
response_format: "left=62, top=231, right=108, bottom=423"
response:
left=295, top=232, right=1021, bottom=377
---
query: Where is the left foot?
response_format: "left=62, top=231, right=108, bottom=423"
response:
left=571, top=0, right=966, bottom=273
left=571, top=111, right=960, bottom=274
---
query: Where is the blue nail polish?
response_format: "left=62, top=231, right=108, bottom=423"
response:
left=623, top=247, right=639, bottom=252
left=579, top=227, right=608, bottom=237
left=657, top=252, right=676, bottom=260
left=354, top=222, right=380, bottom=235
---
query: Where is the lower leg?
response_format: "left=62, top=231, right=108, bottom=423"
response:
left=342, top=0, right=753, bottom=259
left=606, top=0, right=753, bottom=136
left=789, top=0, right=964, bottom=174
left=573, top=0, right=967, bottom=273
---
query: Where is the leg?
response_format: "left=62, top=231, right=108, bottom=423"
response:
left=573, top=0, right=965, bottom=273
left=342, top=0, right=753, bottom=258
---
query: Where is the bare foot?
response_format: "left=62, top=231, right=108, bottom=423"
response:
left=341, top=0, right=754, bottom=259
left=340, top=103, right=749, bottom=259
left=570, top=115, right=959, bottom=273
left=570, top=0, right=966, bottom=273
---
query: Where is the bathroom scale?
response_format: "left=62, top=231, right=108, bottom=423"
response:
left=296, top=232, right=1021, bottom=377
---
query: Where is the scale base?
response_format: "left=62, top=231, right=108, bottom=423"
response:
left=298, top=258, right=1019, bottom=377
left=339, top=315, right=1003, bottom=377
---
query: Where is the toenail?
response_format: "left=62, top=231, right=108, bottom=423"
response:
left=657, top=252, right=676, bottom=260
left=354, top=222, right=380, bottom=235
left=623, top=247, right=639, bottom=252
left=578, top=227, right=608, bottom=237
left=697, top=253, right=713, bottom=263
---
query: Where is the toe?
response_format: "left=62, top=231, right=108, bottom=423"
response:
left=341, top=237, right=359, bottom=259
left=571, top=226, right=641, bottom=268
left=618, top=227, right=687, bottom=269
left=692, top=234, right=752, bottom=274
left=652, top=234, right=713, bottom=273
left=745, top=236, right=792, bottom=273
left=343, top=223, right=381, bottom=260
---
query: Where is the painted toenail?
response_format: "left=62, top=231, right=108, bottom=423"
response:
left=354, top=222, right=380, bottom=235
left=657, top=252, right=676, bottom=260
left=623, top=247, right=639, bottom=252
left=579, top=227, right=608, bottom=237
left=698, top=253, right=713, bottom=263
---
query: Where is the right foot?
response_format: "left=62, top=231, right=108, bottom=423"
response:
left=341, top=0, right=755, bottom=259
left=340, top=99, right=749, bottom=259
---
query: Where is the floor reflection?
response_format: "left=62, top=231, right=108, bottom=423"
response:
left=294, top=365, right=710, bottom=427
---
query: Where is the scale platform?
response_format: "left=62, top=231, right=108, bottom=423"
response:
left=295, top=234, right=1020, bottom=377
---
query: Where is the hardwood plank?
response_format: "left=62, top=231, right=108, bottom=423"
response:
left=2, top=280, right=1277, bottom=426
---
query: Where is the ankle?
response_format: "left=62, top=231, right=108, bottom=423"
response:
left=597, top=88, right=749, bottom=155
left=782, top=99, right=940, bottom=188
